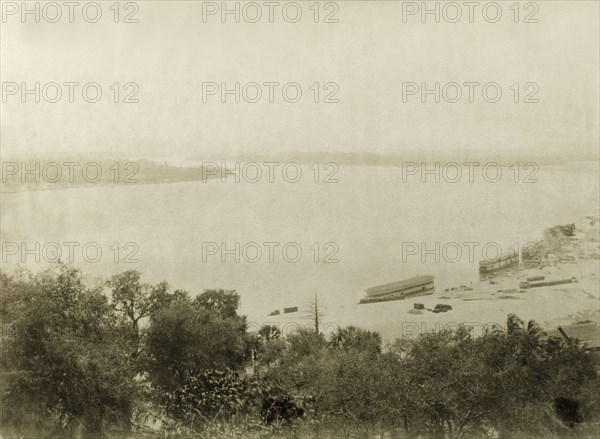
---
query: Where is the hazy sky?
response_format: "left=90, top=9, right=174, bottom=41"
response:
left=1, top=0, right=598, bottom=159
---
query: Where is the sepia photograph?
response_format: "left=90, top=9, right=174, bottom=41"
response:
left=0, top=1, right=599, bottom=438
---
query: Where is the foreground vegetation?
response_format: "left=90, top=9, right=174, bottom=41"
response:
left=0, top=265, right=599, bottom=438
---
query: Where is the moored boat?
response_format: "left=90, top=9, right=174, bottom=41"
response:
left=359, top=275, right=434, bottom=304
left=479, top=250, right=519, bottom=273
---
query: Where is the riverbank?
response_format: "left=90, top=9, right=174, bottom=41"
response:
left=0, top=159, right=221, bottom=194
left=253, top=217, right=600, bottom=341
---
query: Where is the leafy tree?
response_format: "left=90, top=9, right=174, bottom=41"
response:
left=267, top=326, right=395, bottom=436
left=391, top=327, right=495, bottom=438
left=146, top=299, right=247, bottom=393
left=385, top=317, right=600, bottom=439
left=1, top=266, right=137, bottom=437
left=329, top=325, right=382, bottom=357
left=108, top=270, right=173, bottom=357
left=246, top=325, right=286, bottom=375
left=286, top=327, right=326, bottom=359
left=194, top=289, right=241, bottom=319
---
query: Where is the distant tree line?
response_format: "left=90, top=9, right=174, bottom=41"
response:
left=0, top=265, right=598, bottom=439
left=1, top=159, right=219, bottom=193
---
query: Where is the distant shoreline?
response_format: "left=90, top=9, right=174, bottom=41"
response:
left=0, top=159, right=222, bottom=194
left=2, top=158, right=598, bottom=194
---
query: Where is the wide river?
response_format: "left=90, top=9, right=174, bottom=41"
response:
left=2, top=161, right=598, bottom=339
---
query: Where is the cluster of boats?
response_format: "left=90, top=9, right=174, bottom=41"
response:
left=359, top=249, right=551, bottom=304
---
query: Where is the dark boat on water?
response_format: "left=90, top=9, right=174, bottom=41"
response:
left=479, top=250, right=519, bottom=274
left=359, top=275, right=434, bottom=304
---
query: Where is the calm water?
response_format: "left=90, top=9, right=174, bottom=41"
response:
left=2, top=162, right=598, bottom=334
